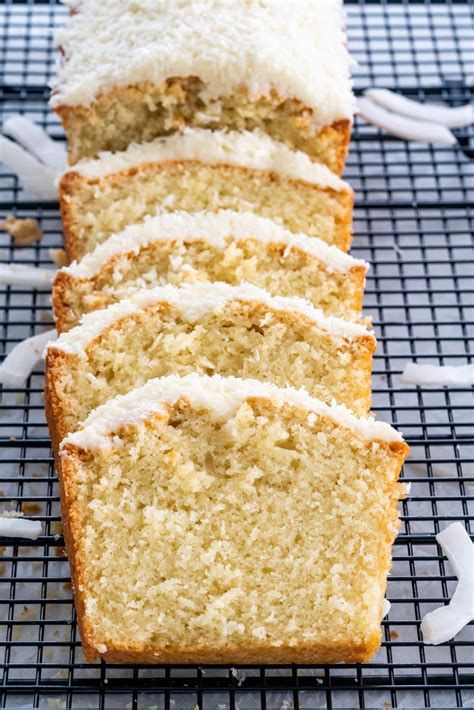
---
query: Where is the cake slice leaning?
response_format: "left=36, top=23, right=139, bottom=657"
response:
left=53, top=210, right=368, bottom=332
left=45, top=281, right=376, bottom=455
left=58, top=128, right=354, bottom=261
left=59, top=372, right=409, bottom=664
left=51, top=0, right=353, bottom=169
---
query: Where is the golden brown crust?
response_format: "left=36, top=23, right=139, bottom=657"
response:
left=58, top=170, right=86, bottom=262
left=51, top=271, right=80, bottom=334
left=58, top=161, right=354, bottom=262
left=58, top=450, right=99, bottom=661
left=44, top=348, right=76, bottom=465
left=349, top=265, right=368, bottom=312
left=84, top=636, right=381, bottom=665
left=322, top=119, right=351, bottom=175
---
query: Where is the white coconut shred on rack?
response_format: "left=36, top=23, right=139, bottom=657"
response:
left=364, top=89, right=473, bottom=128
left=0, top=263, right=56, bottom=288
left=421, top=523, right=474, bottom=645
left=401, top=362, right=474, bottom=387
left=357, top=97, right=457, bottom=145
left=0, top=329, right=57, bottom=387
left=0, top=512, right=42, bottom=540
left=1, top=116, right=67, bottom=200
left=3, top=115, right=67, bottom=172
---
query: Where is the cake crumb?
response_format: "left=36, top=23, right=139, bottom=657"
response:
left=49, top=248, right=68, bottom=267
left=230, top=667, right=246, bottom=686
left=0, top=215, right=42, bottom=246
left=390, top=630, right=399, bottom=640
left=21, top=502, right=41, bottom=515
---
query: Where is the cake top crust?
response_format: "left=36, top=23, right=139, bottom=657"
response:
left=64, top=128, right=349, bottom=190
left=51, top=0, right=354, bottom=124
left=49, top=280, right=373, bottom=357
left=61, top=372, right=405, bottom=450
left=62, top=210, right=368, bottom=280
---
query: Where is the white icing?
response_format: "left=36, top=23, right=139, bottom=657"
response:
left=401, top=362, right=474, bottom=387
left=61, top=372, right=405, bottom=450
left=421, top=523, right=474, bottom=645
left=62, top=210, right=368, bottom=280
left=51, top=0, right=354, bottom=127
left=0, top=329, right=57, bottom=387
left=50, top=281, right=373, bottom=357
left=382, top=599, right=391, bottom=618
left=66, top=128, right=349, bottom=191
left=0, top=513, right=42, bottom=540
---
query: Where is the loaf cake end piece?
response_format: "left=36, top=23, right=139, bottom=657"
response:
left=51, top=0, right=354, bottom=169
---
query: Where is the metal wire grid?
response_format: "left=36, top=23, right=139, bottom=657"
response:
left=0, top=0, right=472, bottom=707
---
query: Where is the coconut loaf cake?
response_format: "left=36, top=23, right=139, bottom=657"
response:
left=58, top=128, right=354, bottom=261
left=45, top=281, right=376, bottom=456
left=51, top=0, right=354, bottom=169
left=52, top=210, right=368, bottom=332
left=58, top=373, right=408, bottom=664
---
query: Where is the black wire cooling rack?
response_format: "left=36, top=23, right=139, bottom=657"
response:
left=0, top=1, right=473, bottom=708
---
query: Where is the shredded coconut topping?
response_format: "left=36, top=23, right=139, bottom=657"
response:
left=61, top=372, right=405, bottom=450
left=51, top=0, right=354, bottom=126
left=66, top=128, right=349, bottom=191
left=62, top=209, right=367, bottom=280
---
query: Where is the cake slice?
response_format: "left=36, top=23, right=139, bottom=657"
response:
left=45, top=281, right=375, bottom=452
left=59, top=372, right=409, bottom=664
left=53, top=210, right=368, bottom=332
left=51, top=0, right=353, bottom=169
left=58, top=128, right=354, bottom=261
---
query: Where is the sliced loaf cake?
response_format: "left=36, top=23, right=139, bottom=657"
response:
left=53, top=210, right=368, bottom=332
left=46, top=281, right=375, bottom=453
left=51, top=0, right=353, bottom=169
left=59, top=128, right=353, bottom=260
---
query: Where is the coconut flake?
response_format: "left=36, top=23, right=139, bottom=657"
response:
left=3, top=115, right=67, bottom=172
left=0, top=513, right=42, bottom=539
left=357, top=97, right=457, bottom=146
left=0, top=329, right=57, bottom=387
left=382, top=599, right=391, bottom=618
left=364, top=89, right=473, bottom=129
left=0, top=136, right=58, bottom=200
left=401, top=362, right=474, bottom=387
left=421, top=523, right=474, bottom=645
left=0, top=263, right=55, bottom=288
